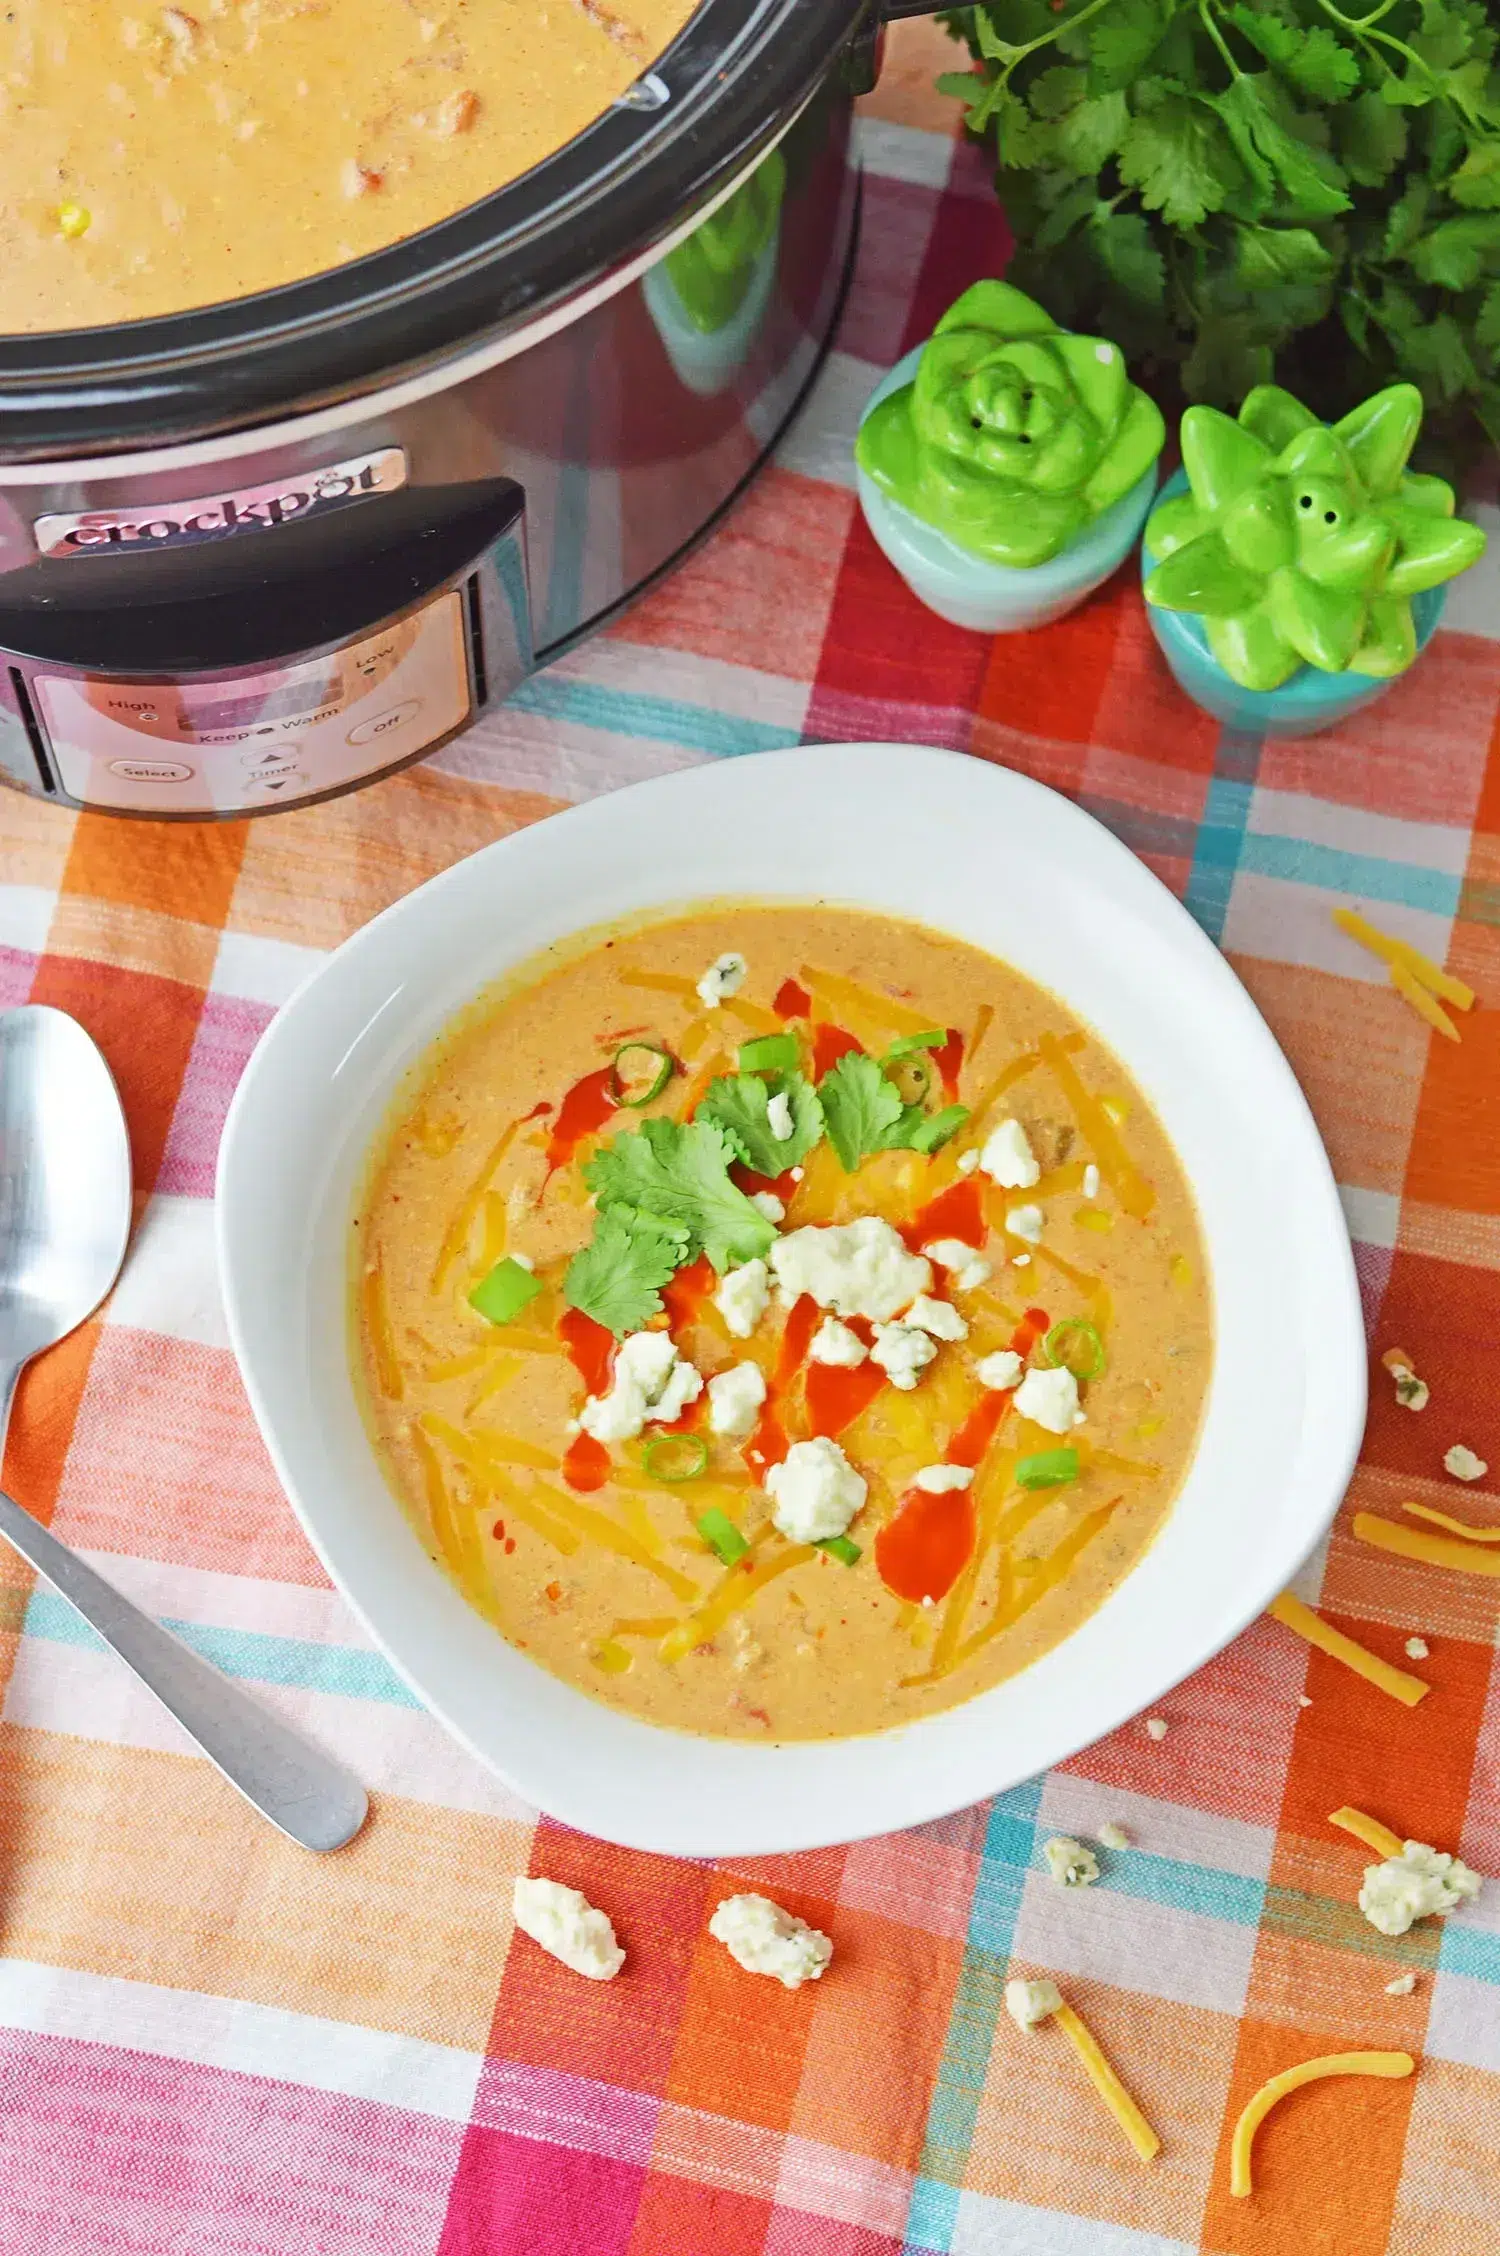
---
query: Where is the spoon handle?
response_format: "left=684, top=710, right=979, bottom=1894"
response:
left=0, top=1489, right=368, bottom=1852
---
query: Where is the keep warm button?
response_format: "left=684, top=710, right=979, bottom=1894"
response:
left=347, top=700, right=420, bottom=746
left=108, top=758, right=194, bottom=783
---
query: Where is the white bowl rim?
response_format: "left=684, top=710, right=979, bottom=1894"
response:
left=217, top=741, right=1365, bottom=1856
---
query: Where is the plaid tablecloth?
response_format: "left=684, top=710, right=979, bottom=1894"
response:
left=2, top=24, right=1498, bottom=2253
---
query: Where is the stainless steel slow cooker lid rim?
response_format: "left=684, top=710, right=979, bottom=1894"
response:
left=0, top=0, right=874, bottom=463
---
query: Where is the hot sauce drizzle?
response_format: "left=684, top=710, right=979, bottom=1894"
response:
left=663, top=1255, right=717, bottom=1332
left=544, top=1066, right=616, bottom=1177
left=811, top=1024, right=863, bottom=1078
left=744, top=1293, right=820, bottom=1473
left=931, top=1027, right=965, bottom=1104
left=562, top=1431, right=611, bottom=1493
left=560, top=1306, right=614, bottom=1397
left=805, top=1327, right=884, bottom=1438
left=903, top=1177, right=986, bottom=1253
left=875, top=1308, right=1049, bottom=1604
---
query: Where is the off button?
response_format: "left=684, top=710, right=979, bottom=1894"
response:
left=347, top=700, right=420, bottom=746
left=108, top=758, right=194, bottom=783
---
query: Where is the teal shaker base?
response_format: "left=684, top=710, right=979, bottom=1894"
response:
left=858, top=347, right=1158, bottom=635
left=1141, top=469, right=1447, bottom=738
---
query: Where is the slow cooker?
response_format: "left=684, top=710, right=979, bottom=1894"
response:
left=0, top=0, right=937, bottom=820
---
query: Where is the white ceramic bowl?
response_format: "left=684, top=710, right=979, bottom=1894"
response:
left=218, top=743, right=1364, bottom=1857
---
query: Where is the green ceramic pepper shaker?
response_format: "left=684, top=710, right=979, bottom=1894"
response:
left=1142, top=382, right=1487, bottom=736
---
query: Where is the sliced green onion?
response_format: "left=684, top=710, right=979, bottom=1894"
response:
left=610, top=1041, right=675, bottom=1108
left=1015, top=1448, right=1080, bottom=1490
left=906, top=1104, right=969, bottom=1155
left=738, top=1032, right=799, bottom=1075
left=817, top=1534, right=862, bottom=1565
left=643, top=1432, right=709, bottom=1483
left=1043, top=1318, right=1107, bottom=1381
left=696, top=1506, right=749, bottom=1564
left=883, top=1029, right=947, bottom=1061
left=468, top=1256, right=543, bottom=1326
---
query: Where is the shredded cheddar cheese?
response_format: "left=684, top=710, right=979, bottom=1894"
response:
left=1053, top=2004, right=1161, bottom=2163
left=429, top=1113, right=528, bottom=1291
left=1329, top=1806, right=1406, bottom=1862
left=1267, top=1591, right=1430, bottom=1706
left=1332, top=908, right=1476, bottom=1011
left=1229, top=2051, right=1415, bottom=2198
left=1403, top=1499, right=1500, bottom=1544
left=362, top=1259, right=404, bottom=1401
left=1354, top=1511, right=1500, bottom=1579
left=1039, top=1032, right=1155, bottom=1219
left=1390, top=962, right=1461, bottom=1043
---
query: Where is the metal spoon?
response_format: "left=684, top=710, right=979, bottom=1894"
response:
left=0, top=1005, right=367, bottom=1852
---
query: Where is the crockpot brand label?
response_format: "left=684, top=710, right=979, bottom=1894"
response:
left=32, top=448, right=408, bottom=558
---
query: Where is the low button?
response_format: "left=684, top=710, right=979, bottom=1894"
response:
left=347, top=699, right=420, bottom=746
left=108, top=758, right=194, bottom=783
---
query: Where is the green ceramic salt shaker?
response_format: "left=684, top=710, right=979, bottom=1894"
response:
left=855, top=280, right=1165, bottom=632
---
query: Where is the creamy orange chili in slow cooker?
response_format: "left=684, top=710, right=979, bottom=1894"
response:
left=0, top=0, right=698, bottom=333
left=354, top=907, right=1211, bottom=1742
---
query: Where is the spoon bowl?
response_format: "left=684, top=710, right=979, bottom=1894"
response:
left=0, top=1006, right=132, bottom=1386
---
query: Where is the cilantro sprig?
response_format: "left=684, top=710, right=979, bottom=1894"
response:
left=938, top=0, right=1500, bottom=471
left=817, top=1050, right=968, bottom=1173
left=584, top=1116, right=775, bottom=1273
left=696, top=1069, right=824, bottom=1176
left=563, top=1207, right=682, bottom=1337
left=563, top=1115, right=776, bottom=1333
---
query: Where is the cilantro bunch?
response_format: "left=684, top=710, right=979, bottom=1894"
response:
left=562, top=1045, right=969, bottom=1335
left=939, top=0, right=1500, bottom=466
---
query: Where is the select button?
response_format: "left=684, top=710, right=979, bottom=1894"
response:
left=108, top=758, right=194, bottom=783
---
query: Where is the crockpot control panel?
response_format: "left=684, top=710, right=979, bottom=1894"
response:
left=34, top=592, right=469, bottom=815
left=0, top=474, right=529, bottom=818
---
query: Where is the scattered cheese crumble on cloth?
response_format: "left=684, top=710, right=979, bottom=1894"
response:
left=1145, top=1717, right=1169, bottom=1741
left=512, top=1877, right=625, bottom=1981
left=1405, top=1636, right=1430, bottom=1661
left=1444, top=1444, right=1488, bottom=1482
left=1043, top=1836, right=1100, bottom=1888
left=769, top=1217, right=930, bottom=1321
left=1385, top=1971, right=1419, bottom=1996
left=979, top=1116, right=1040, bottom=1189
left=1097, top=1821, right=1130, bottom=1851
left=1005, top=1976, right=1063, bottom=2030
left=764, top=1437, right=866, bottom=1543
left=696, top=952, right=747, bottom=1007
left=714, top=1258, right=768, bottom=1340
left=709, top=1895, right=832, bottom=1988
left=579, top=1331, right=702, bottom=1443
left=1358, top=1841, right=1483, bottom=1936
